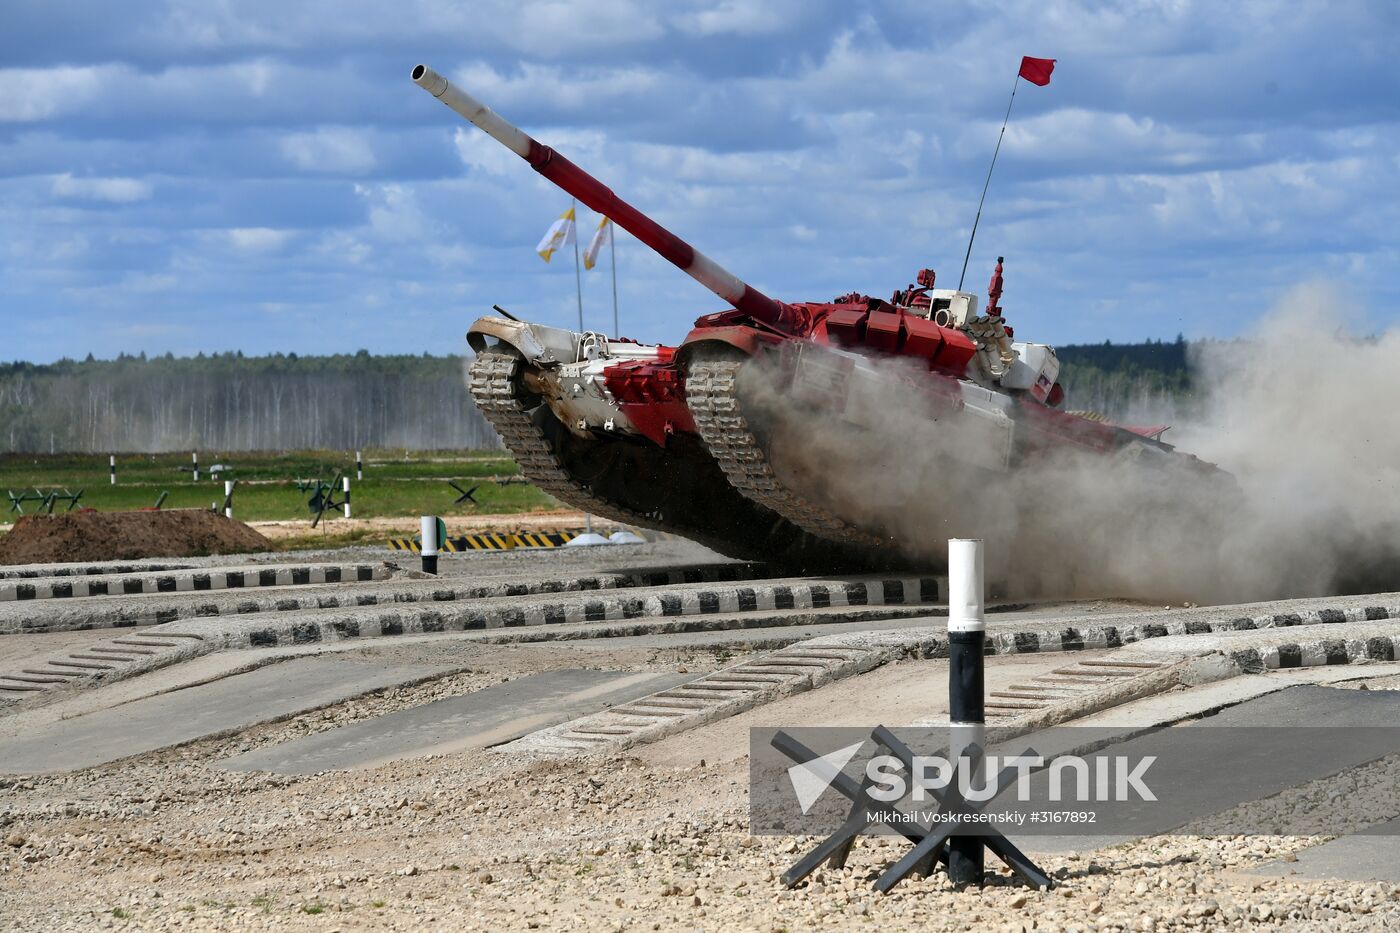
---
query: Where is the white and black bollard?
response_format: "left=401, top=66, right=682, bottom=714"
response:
left=947, top=537, right=987, bottom=886
left=355, top=450, right=363, bottom=482
left=342, top=476, right=351, bottom=519
left=109, top=455, right=116, bottom=485
left=223, top=480, right=234, bottom=519
left=420, top=515, right=439, bottom=574
left=192, top=451, right=199, bottom=483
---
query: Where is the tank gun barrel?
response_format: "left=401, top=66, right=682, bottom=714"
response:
left=412, top=64, right=797, bottom=331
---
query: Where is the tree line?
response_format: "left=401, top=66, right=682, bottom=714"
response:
left=0, top=352, right=500, bottom=453
left=1054, top=335, right=1198, bottom=421
left=0, top=341, right=1200, bottom=453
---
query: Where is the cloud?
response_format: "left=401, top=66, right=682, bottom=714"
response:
left=355, top=183, right=433, bottom=242
left=279, top=127, right=378, bottom=174
left=50, top=173, right=153, bottom=203
left=452, top=126, right=518, bottom=177
left=224, top=227, right=295, bottom=252
left=122, top=272, right=178, bottom=293
left=448, top=60, right=672, bottom=117
left=672, top=0, right=808, bottom=36
left=0, top=66, right=113, bottom=121
left=1, top=0, right=1397, bottom=362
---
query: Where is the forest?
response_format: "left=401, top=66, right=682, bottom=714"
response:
left=0, top=340, right=1198, bottom=453
left=0, top=352, right=499, bottom=453
left=1054, top=335, right=1198, bottom=419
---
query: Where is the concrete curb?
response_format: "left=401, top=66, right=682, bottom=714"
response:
left=460, top=605, right=934, bottom=646
left=965, top=614, right=1400, bottom=733
left=173, top=575, right=941, bottom=650
left=1135, top=620, right=1400, bottom=670
left=9, top=588, right=1397, bottom=732
left=0, top=562, right=772, bottom=635
left=504, top=603, right=1400, bottom=759
left=0, top=562, right=396, bottom=603
left=961, top=602, right=1400, bottom=658
left=0, top=576, right=942, bottom=709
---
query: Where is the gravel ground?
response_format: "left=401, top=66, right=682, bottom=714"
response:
left=4, top=648, right=1400, bottom=931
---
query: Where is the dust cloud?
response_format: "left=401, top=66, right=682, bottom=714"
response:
left=745, top=283, right=1400, bottom=603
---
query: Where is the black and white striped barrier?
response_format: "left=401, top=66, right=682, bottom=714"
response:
left=0, top=563, right=392, bottom=602
left=356, top=450, right=363, bottom=481
left=0, top=562, right=777, bottom=632
left=342, top=476, right=351, bottom=519
left=109, top=455, right=116, bottom=486
left=192, top=451, right=199, bottom=483
left=195, top=575, right=943, bottom=649
left=223, top=480, right=235, bottom=519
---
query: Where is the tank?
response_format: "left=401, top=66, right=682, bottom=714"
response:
left=412, top=64, right=1225, bottom=572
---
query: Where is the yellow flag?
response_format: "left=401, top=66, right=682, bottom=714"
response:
left=583, top=216, right=612, bottom=270
left=535, top=206, right=576, bottom=263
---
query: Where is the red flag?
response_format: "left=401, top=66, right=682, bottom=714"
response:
left=1018, top=56, right=1056, bottom=87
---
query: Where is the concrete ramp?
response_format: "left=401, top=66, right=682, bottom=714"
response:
left=218, top=669, right=689, bottom=775
left=0, top=657, right=453, bottom=774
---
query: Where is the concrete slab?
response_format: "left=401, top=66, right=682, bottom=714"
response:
left=1022, top=684, right=1400, bottom=855
left=218, top=668, right=690, bottom=774
left=1199, top=682, right=1400, bottom=727
left=0, top=657, right=455, bottom=773
left=1248, top=817, right=1400, bottom=882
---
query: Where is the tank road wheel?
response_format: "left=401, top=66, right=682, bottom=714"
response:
left=685, top=350, right=891, bottom=553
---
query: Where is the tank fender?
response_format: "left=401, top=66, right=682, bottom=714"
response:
left=467, top=316, right=573, bottom=365
left=676, top=326, right=779, bottom=364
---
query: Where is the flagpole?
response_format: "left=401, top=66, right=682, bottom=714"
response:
left=571, top=197, right=584, bottom=331
left=568, top=198, right=594, bottom=535
left=608, top=222, right=619, bottom=335
left=958, top=74, right=1020, bottom=291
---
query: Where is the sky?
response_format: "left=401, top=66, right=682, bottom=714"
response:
left=2, top=0, right=1398, bottom=363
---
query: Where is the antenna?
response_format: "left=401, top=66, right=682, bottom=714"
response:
left=957, top=57, right=1055, bottom=291
left=958, top=76, right=1019, bottom=292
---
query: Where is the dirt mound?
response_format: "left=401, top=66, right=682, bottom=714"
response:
left=0, top=510, right=274, bottom=565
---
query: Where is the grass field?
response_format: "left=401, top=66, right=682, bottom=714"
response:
left=0, top=449, right=558, bottom=527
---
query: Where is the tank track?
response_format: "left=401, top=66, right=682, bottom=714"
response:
left=468, top=349, right=668, bottom=533
left=686, top=357, right=888, bottom=551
